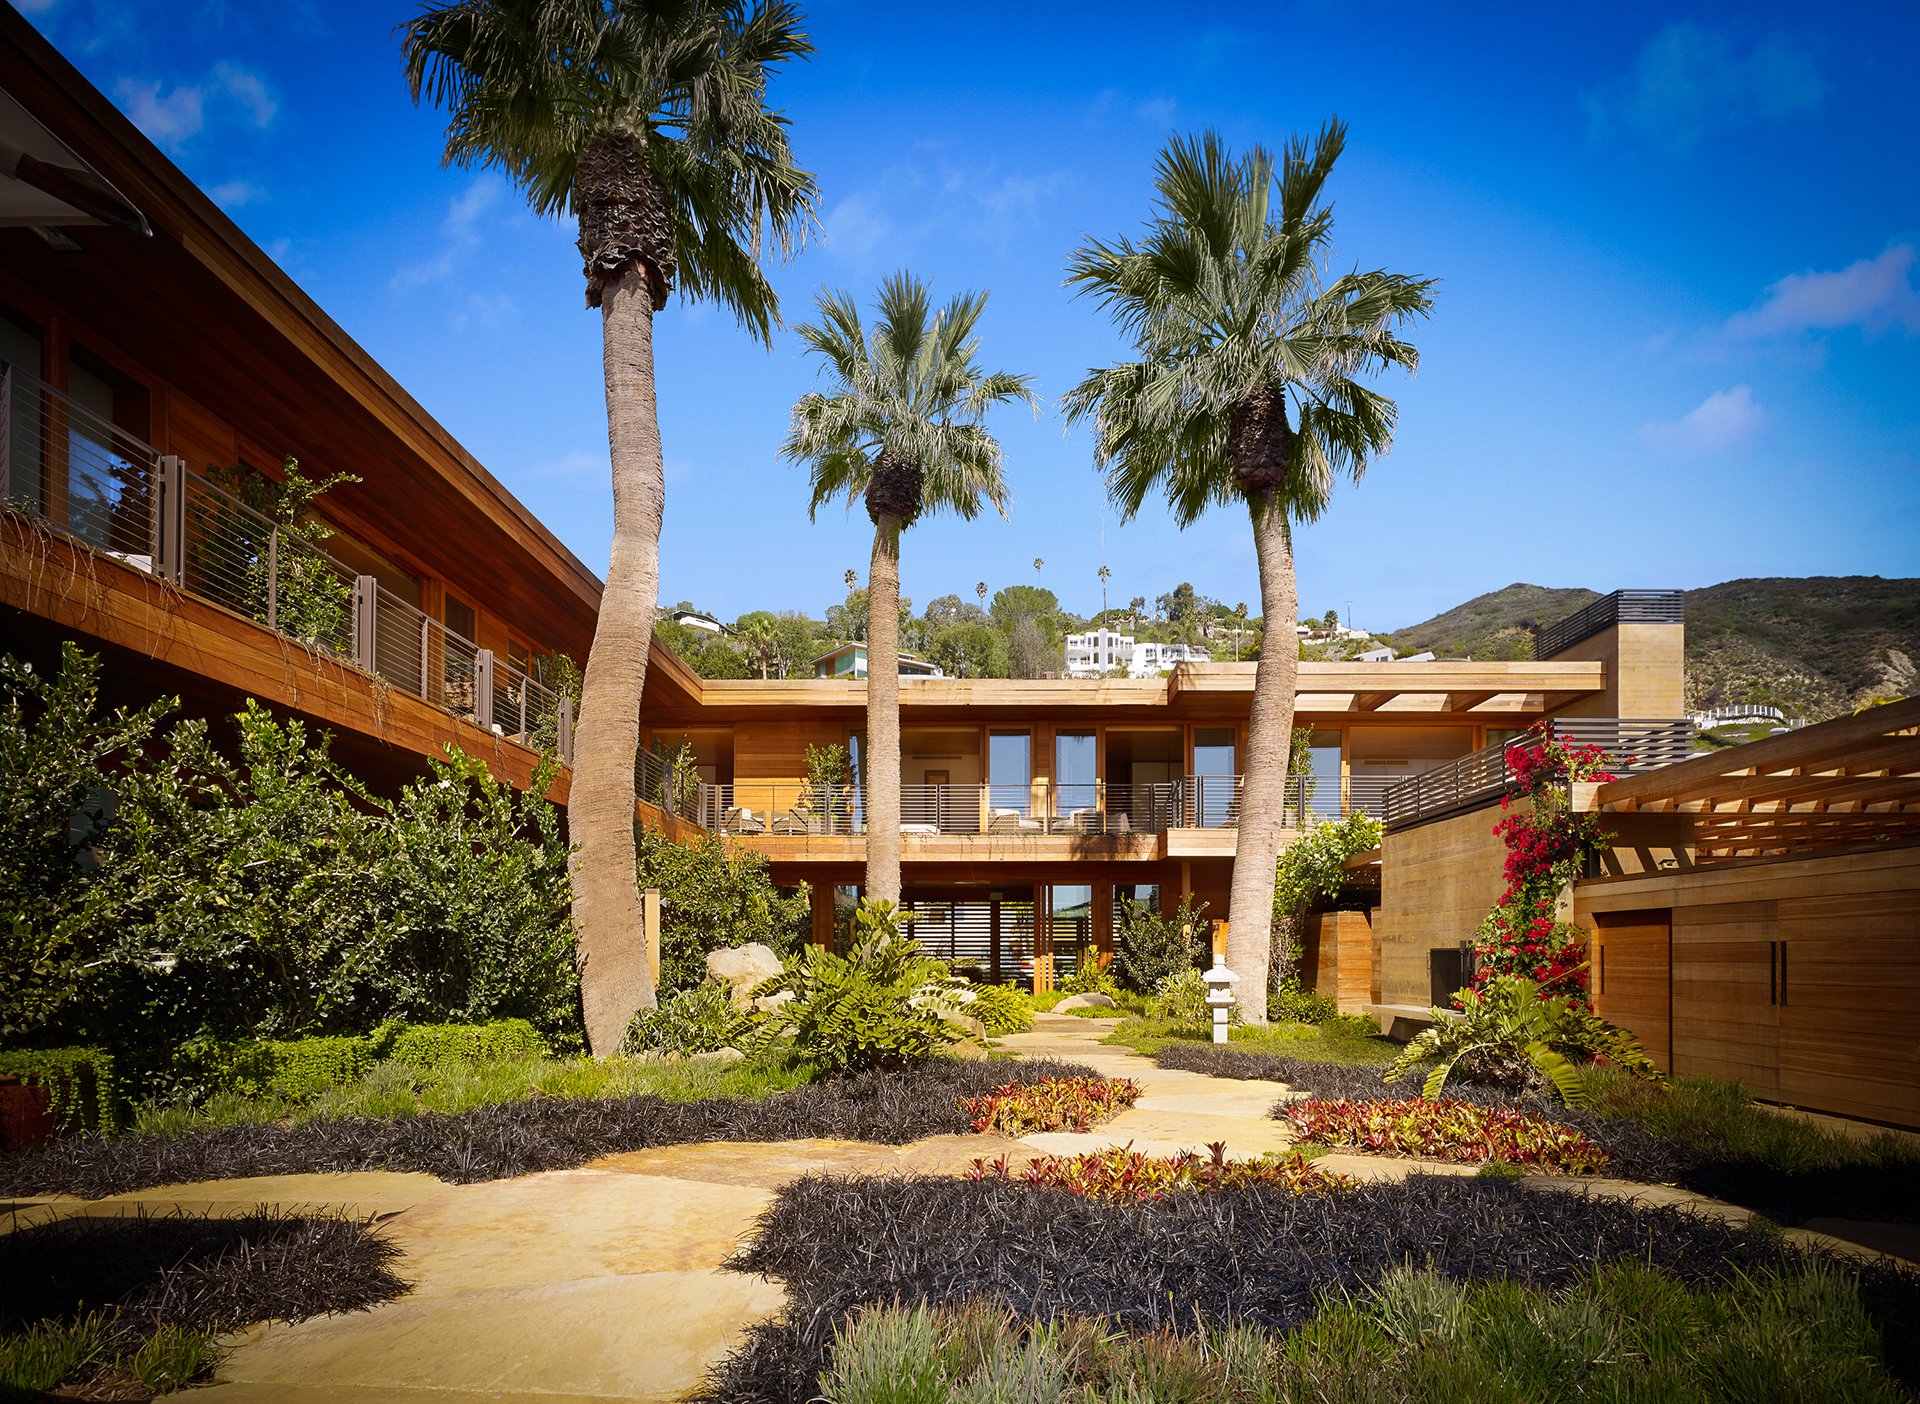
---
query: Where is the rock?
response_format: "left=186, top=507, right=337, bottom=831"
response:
left=690, top=1047, right=745, bottom=1065
left=934, top=1005, right=988, bottom=1042
left=948, top=1038, right=990, bottom=1061
left=1054, top=992, right=1117, bottom=1011
left=750, top=990, right=795, bottom=1015
left=705, top=943, right=784, bottom=1006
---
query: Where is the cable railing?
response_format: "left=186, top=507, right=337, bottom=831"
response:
left=1381, top=718, right=1693, bottom=828
left=3, top=359, right=572, bottom=755
left=1533, top=589, right=1683, bottom=660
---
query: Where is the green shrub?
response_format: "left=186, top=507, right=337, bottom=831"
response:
left=0, top=1046, right=120, bottom=1134
left=1057, top=962, right=1118, bottom=997
left=1268, top=979, right=1341, bottom=1024
left=389, top=1019, right=550, bottom=1066
left=624, top=983, right=761, bottom=1056
left=1387, top=973, right=1661, bottom=1106
left=1271, top=812, right=1383, bottom=980
left=1148, top=968, right=1237, bottom=1028
left=129, top=1325, right=218, bottom=1393
left=964, top=983, right=1034, bottom=1037
left=0, top=1312, right=116, bottom=1394
left=636, top=828, right=808, bottom=997
left=1110, top=893, right=1207, bottom=994
left=756, top=902, right=966, bottom=1073
left=202, top=1034, right=378, bottom=1102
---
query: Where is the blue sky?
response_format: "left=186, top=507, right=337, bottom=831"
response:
left=20, top=0, right=1920, bottom=630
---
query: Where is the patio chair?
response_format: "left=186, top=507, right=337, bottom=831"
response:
left=988, top=808, right=1042, bottom=835
left=721, top=806, right=765, bottom=835
left=770, top=807, right=811, bottom=836
left=1049, top=807, right=1099, bottom=834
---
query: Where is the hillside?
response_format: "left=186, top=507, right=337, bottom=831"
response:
left=1389, top=577, right=1920, bottom=722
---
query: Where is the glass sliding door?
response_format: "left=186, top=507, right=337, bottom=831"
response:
left=987, top=730, right=1032, bottom=824
left=1049, top=884, right=1093, bottom=984
left=1192, top=727, right=1238, bottom=828
left=1054, top=730, right=1097, bottom=829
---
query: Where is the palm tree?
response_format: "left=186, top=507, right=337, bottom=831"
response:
left=1032, top=557, right=1044, bottom=587
left=975, top=581, right=988, bottom=610
left=785, top=272, right=1034, bottom=904
left=1064, top=123, right=1432, bottom=1020
left=1098, top=563, right=1111, bottom=620
left=403, top=0, right=817, bottom=1054
left=738, top=614, right=776, bottom=678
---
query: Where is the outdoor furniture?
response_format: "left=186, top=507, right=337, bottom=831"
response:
left=900, top=822, right=939, bottom=835
left=988, top=808, right=1042, bottom=835
left=770, top=808, right=811, bottom=836
left=1049, top=808, right=1100, bottom=834
left=721, top=806, right=765, bottom=835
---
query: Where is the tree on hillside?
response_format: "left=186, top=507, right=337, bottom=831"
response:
left=404, top=0, right=817, bottom=1054
left=784, top=273, right=1034, bottom=903
left=1065, top=123, right=1432, bottom=1020
left=736, top=612, right=777, bottom=678
left=989, top=584, right=1059, bottom=626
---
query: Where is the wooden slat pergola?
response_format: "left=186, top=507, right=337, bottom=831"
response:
left=1595, top=698, right=1920, bottom=861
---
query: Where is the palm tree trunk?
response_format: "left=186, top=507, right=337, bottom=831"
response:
left=865, top=517, right=904, bottom=905
left=570, top=272, right=665, bottom=1054
left=1224, top=492, right=1299, bottom=1023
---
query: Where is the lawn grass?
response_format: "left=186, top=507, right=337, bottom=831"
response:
left=1104, top=1014, right=1397, bottom=1065
left=805, top=1259, right=1910, bottom=1404
left=130, top=1051, right=818, bottom=1138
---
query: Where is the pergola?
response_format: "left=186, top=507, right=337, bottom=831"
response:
left=1596, top=698, right=1920, bottom=861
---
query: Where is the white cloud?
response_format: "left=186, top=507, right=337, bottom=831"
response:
left=391, top=180, right=503, bottom=290
left=1588, top=23, right=1822, bottom=152
left=1134, top=96, right=1177, bottom=125
left=525, top=450, right=607, bottom=481
left=115, top=78, right=205, bottom=145
left=208, top=179, right=265, bottom=209
left=1726, top=244, right=1920, bottom=339
left=819, top=192, right=894, bottom=261
left=114, top=63, right=277, bottom=151
left=14, top=0, right=63, bottom=13
left=1639, top=385, right=1766, bottom=454
left=450, top=290, right=517, bottom=333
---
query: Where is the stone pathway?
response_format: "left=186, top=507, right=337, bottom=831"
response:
left=9, top=1013, right=1913, bottom=1401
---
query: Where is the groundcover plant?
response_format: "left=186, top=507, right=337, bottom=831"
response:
left=699, top=1173, right=1920, bottom=1403
left=0, top=1208, right=405, bottom=1397
left=0, top=1058, right=1097, bottom=1199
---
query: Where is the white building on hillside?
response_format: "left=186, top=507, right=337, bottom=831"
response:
left=1065, top=628, right=1211, bottom=678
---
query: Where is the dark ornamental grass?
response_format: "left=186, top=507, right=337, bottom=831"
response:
left=699, top=1173, right=1920, bottom=1404
left=0, top=1059, right=1097, bottom=1199
left=0, top=1208, right=406, bottom=1335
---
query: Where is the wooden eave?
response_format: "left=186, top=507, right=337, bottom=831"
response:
left=0, top=9, right=602, bottom=660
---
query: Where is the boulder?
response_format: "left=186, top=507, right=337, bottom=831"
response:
left=1054, top=992, right=1117, bottom=1011
left=751, top=990, right=795, bottom=1015
left=690, top=1047, right=745, bottom=1065
left=948, top=1038, right=990, bottom=1061
left=934, top=1005, right=988, bottom=1042
left=706, top=943, right=784, bottom=1007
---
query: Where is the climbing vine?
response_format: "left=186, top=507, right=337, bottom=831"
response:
left=1470, top=725, right=1616, bottom=1004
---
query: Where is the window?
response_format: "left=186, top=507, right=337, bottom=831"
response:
left=62, top=349, right=150, bottom=554
left=1055, top=731, right=1097, bottom=817
left=1192, top=727, right=1237, bottom=828
left=444, top=593, right=476, bottom=642
left=988, top=730, right=1031, bottom=815
left=0, top=308, right=44, bottom=513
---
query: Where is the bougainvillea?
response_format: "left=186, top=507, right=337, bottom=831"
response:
left=959, top=1076, right=1140, bottom=1136
left=1284, top=1097, right=1611, bottom=1175
left=1470, top=725, right=1619, bottom=1004
left=963, top=1141, right=1352, bottom=1201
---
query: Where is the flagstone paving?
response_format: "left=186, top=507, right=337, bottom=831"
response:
left=7, top=1012, right=1911, bottom=1401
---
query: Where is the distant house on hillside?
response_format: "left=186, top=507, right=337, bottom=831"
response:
left=1065, top=629, right=1210, bottom=678
left=667, top=609, right=729, bottom=636
left=811, top=643, right=944, bottom=679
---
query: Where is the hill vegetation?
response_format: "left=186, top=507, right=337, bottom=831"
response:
left=1388, top=577, right=1920, bottom=722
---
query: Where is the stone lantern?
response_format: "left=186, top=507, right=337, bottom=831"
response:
left=1202, top=954, right=1238, bottom=1045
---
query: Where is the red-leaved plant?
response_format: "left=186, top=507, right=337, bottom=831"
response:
left=959, top=1076, right=1141, bottom=1136
left=964, top=1141, right=1353, bottom=1201
left=1284, top=1097, right=1609, bottom=1175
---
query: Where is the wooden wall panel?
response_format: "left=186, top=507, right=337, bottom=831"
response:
left=1299, top=910, right=1375, bottom=1013
left=1591, top=910, right=1670, bottom=1069
left=1377, top=800, right=1513, bottom=1007
left=1672, top=903, right=1779, bottom=1097
left=163, top=387, right=237, bottom=472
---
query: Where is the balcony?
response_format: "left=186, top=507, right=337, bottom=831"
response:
left=2, top=359, right=572, bottom=757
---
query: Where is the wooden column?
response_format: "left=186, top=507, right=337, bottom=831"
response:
left=1092, top=882, right=1114, bottom=971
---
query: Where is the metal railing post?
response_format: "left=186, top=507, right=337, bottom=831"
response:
left=556, top=695, right=575, bottom=766
left=265, top=525, right=280, bottom=629
left=352, top=575, right=378, bottom=672
left=152, top=455, right=187, bottom=583
left=0, top=365, right=11, bottom=503
left=473, top=648, right=495, bottom=728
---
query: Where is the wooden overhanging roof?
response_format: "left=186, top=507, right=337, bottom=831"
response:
left=642, top=643, right=1607, bottom=724
left=1596, top=698, right=1920, bottom=861
left=0, top=9, right=603, bottom=660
